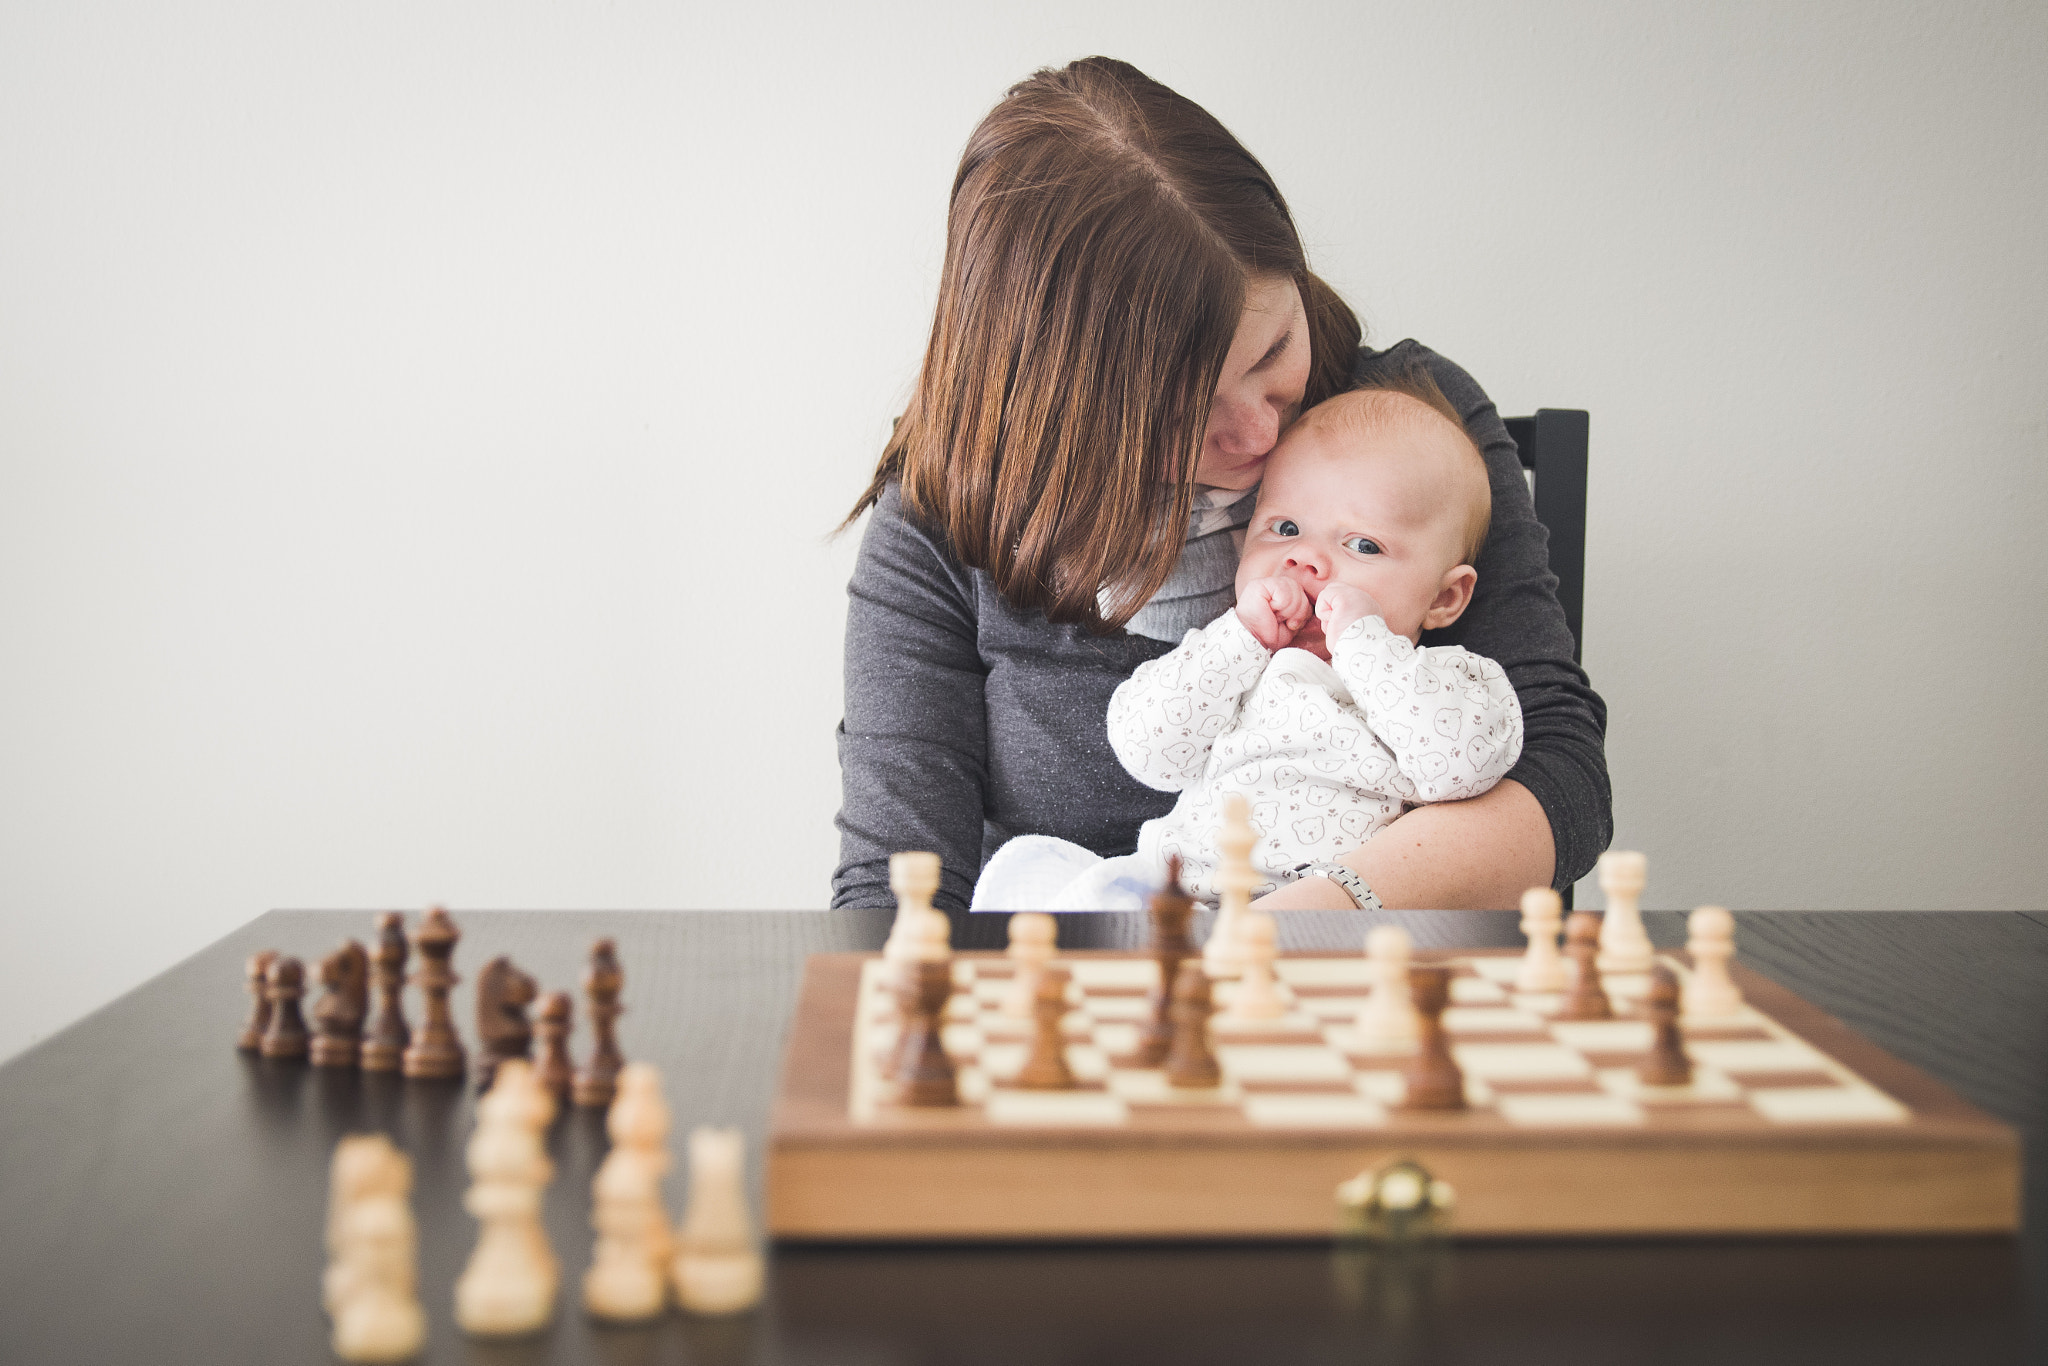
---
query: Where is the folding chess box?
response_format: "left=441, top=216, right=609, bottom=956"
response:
left=766, top=949, right=2019, bottom=1241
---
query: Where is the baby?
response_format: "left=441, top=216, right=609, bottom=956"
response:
left=971, top=373, right=1524, bottom=911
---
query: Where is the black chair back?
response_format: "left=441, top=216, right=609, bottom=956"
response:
left=1503, top=410, right=1588, bottom=665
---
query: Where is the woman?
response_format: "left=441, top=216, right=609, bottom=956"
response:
left=833, top=58, right=1608, bottom=914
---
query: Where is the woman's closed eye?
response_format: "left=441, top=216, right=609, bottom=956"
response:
left=1342, top=535, right=1383, bottom=556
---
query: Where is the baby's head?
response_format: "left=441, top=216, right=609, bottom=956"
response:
left=1234, top=371, right=1491, bottom=651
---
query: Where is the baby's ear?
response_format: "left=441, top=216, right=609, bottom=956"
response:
left=1421, top=564, right=1478, bottom=632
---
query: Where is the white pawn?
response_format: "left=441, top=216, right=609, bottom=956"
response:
left=883, top=852, right=952, bottom=966
left=331, top=1189, right=426, bottom=1363
left=1002, top=912, right=1057, bottom=1018
left=672, top=1127, right=764, bottom=1316
left=583, top=1064, right=675, bottom=1322
left=1596, top=850, right=1655, bottom=974
left=1515, top=887, right=1570, bottom=992
left=324, top=1134, right=409, bottom=1315
left=1203, top=796, right=1258, bottom=978
left=455, top=1062, right=559, bottom=1338
left=1226, top=913, right=1288, bottom=1020
left=1357, top=925, right=1419, bottom=1045
left=1684, top=905, right=1744, bottom=1017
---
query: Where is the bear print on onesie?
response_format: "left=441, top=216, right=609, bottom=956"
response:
left=1109, top=610, right=1522, bottom=902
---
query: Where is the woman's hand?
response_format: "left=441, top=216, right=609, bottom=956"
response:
left=1235, top=577, right=1314, bottom=651
left=1314, top=583, right=1385, bottom=644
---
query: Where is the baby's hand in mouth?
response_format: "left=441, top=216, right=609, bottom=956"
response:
left=1235, top=577, right=1314, bottom=650
left=1313, top=584, right=1384, bottom=643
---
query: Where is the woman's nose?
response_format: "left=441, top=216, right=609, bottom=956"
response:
left=1212, top=393, right=1282, bottom=458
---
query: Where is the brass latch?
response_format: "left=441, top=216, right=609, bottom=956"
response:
left=1336, top=1158, right=1456, bottom=1242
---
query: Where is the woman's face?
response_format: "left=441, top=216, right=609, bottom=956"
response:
left=1194, top=274, right=1311, bottom=491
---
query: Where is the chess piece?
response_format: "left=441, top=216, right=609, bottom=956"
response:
left=1399, top=966, right=1466, bottom=1110
left=1684, top=905, right=1744, bottom=1016
left=572, top=939, right=626, bottom=1107
left=1637, top=965, right=1693, bottom=1086
left=326, top=1136, right=425, bottom=1363
left=1163, top=961, right=1222, bottom=1088
left=324, top=1134, right=411, bottom=1314
left=535, top=992, right=575, bottom=1102
left=359, top=914, right=411, bottom=1072
left=583, top=1064, right=674, bottom=1322
left=475, top=956, right=539, bottom=1091
left=456, top=1061, right=559, bottom=1336
left=331, top=1192, right=426, bottom=1363
left=1357, top=926, right=1419, bottom=1045
left=236, top=949, right=279, bottom=1051
left=260, top=955, right=311, bottom=1060
left=1597, top=850, right=1655, bottom=974
left=484, top=1057, right=558, bottom=1132
left=1515, top=887, right=1569, bottom=992
left=311, top=941, right=371, bottom=1068
left=401, top=907, right=465, bottom=1080
left=1225, top=912, right=1287, bottom=1020
left=888, top=958, right=959, bottom=1106
left=882, top=851, right=951, bottom=966
left=672, top=1126, right=764, bottom=1315
left=1137, top=855, right=1198, bottom=1065
left=1015, top=966, right=1076, bottom=1089
left=1203, top=795, right=1258, bottom=977
left=1002, top=912, right=1057, bottom=1018
left=1559, top=911, right=1613, bottom=1021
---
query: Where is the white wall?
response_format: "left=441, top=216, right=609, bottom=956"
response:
left=3, top=1, right=2043, bottom=1061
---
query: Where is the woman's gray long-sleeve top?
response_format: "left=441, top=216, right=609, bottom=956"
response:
left=832, top=340, right=1611, bottom=912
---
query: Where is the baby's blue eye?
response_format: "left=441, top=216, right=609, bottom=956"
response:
left=1274, top=519, right=1300, bottom=537
left=1343, top=535, right=1383, bottom=556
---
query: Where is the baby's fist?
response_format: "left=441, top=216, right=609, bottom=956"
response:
left=1314, top=583, right=1385, bottom=642
left=1236, top=577, right=1312, bottom=651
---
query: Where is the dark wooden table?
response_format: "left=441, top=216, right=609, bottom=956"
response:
left=1, top=908, right=2042, bottom=1365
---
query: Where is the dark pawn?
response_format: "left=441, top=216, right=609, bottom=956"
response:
left=1163, top=962, right=1221, bottom=1089
left=1401, top=965, right=1466, bottom=1110
left=535, top=991, right=575, bottom=1101
left=572, top=939, right=626, bottom=1108
left=1637, top=965, right=1693, bottom=1086
left=259, top=956, right=311, bottom=1060
left=401, top=906, right=465, bottom=1080
left=310, top=940, right=370, bottom=1068
left=474, top=956, right=539, bottom=1091
left=1137, top=855, right=1197, bottom=1066
left=1016, top=967, right=1076, bottom=1089
left=236, top=949, right=279, bottom=1051
left=1558, top=911, right=1613, bottom=1021
left=889, top=957, right=959, bottom=1106
left=359, top=912, right=411, bottom=1072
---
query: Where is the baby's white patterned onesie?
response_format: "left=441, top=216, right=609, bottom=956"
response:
left=1108, top=609, right=1524, bottom=902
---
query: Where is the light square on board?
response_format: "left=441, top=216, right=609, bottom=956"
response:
left=1748, top=1087, right=1909, bottom=1125
left=1452, top=1042, right=1593, bottom=1081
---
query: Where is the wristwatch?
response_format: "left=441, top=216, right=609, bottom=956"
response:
left=1308, top=862, right=1383, bottom=912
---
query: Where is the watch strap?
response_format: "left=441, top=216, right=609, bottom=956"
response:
left=1312, top=862, right=1382, bottom=912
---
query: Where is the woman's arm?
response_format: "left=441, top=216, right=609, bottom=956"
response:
left=1262, top=341, right=1610, bottom=910
left=1255, top=777, right=1555, bottom=909
left=832, top=485, right=990, bottom=913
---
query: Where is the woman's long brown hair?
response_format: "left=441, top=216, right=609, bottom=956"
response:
left=846, top=57, right=1361, bottom=632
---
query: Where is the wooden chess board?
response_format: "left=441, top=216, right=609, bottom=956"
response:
left=766, top=949, right=2019, bottom=1240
